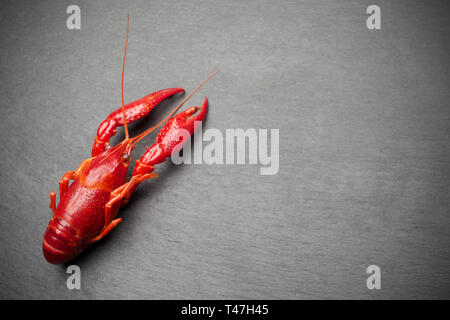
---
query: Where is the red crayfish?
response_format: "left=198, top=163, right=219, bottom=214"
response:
left=43, top=16, right=217, bottom=264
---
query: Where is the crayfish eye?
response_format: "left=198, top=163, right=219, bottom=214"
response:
left=122, top=153, right=131, bottom=162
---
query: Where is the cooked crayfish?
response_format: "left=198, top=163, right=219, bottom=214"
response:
left=42, top=15, right=217, bottom=264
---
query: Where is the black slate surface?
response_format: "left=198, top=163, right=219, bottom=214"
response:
left=0, top=0, right=449, bottom=299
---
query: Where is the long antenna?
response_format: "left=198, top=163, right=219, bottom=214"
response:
left=131, top=69, right=219, bottom=146
left=121, top=14, right=130, bottom=140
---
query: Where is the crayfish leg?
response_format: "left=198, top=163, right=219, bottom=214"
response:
left=93, top=173, right=158, bottom=244
left=58, top=157, right=94, bottom=198
left=88, top=218, right=122, bottom=244
left=49, top=191, right=56, bottom=217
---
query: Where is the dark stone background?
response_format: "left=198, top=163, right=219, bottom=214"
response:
left=0, top=0, right=449, bottom=299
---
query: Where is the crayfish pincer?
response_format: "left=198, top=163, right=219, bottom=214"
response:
left=42, top=15, right=217, bottom=264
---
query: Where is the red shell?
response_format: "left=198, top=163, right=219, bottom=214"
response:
left=43, top=143, right=130, bottom=264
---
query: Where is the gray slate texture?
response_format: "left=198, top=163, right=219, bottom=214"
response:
left=0, top=0, right=449, bottom=299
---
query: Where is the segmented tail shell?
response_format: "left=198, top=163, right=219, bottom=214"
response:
left=43, top=217, right=82, bottom=264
